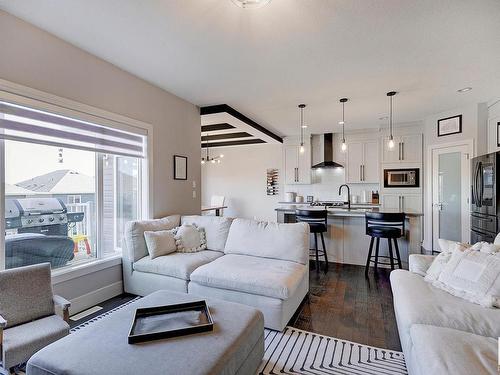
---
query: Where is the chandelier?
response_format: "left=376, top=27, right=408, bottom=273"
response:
left=201, top=132, right=224, bottom=164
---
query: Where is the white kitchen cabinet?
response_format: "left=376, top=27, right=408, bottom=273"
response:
left=382, top=134, right=422, bottom=164
left=283, top=144, right=311, bottom=184
left=346, top=141, right=379, bottom=183
left=381, top=193, right=422, bottom=212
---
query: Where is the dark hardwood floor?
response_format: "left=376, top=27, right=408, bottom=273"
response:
left=71, top=263, right=401, bottom=351
left=290, top=262, right=401, bottom=351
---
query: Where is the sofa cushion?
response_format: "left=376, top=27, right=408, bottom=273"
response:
left=390, top=270, right=500, bottom=341
left=410, top=324, right=497, bottom=375
left=223, top=219, right=309, bottom=264
left=125, top=215, right=180, bottom=262
left=181, top=215, right=233, bottom=252
left=190, top=254, right=307, bottom=299
left=144, top=229, right=177, bottom=259
left=133, top=250, right=223, bottom=280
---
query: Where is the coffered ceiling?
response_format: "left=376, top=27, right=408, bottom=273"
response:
left=1, top=0, right=499, bottom=137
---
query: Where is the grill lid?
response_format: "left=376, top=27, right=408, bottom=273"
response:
left=16, top=198, right=66, bottom=215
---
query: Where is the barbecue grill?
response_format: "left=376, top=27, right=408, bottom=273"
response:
left=6, top=197, right=84, bottom=235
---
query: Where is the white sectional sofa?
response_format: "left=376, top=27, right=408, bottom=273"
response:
left=391, top=254, right=499, bottom=375
left=123, top=215, right=309, bottom=331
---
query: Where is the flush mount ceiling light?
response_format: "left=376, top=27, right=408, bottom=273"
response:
left=339, top=98, right=348, bottom=152
left=298, top=104, right=306, bottom=154
left=457, top=87, right=472, bottom=93
left=231, top=0, right=272, bottom=9
left=387, top=91, right=397, bottom=149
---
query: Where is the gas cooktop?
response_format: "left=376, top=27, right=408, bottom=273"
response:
left=310, top=201, right=345, bottom=207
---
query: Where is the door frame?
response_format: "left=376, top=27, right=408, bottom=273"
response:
left=425, top=139, right=474, bottom=252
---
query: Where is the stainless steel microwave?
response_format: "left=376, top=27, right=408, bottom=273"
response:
left=384, top=168, right=419, bottom=188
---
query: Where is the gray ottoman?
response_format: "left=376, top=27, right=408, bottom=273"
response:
left=27, top=291, right=265, bottom=375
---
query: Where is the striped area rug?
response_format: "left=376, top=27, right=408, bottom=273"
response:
left=259, top=327, right=407, bottom=375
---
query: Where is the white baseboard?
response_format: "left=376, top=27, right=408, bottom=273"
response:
left=69, top=281, right=123, bottom=315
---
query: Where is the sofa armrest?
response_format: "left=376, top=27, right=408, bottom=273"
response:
left=408, top=254, right=435, bottom=276
left=53, top=295, right=71, bottom=323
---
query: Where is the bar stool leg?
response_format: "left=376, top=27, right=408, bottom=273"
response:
left=374, top=238, right=380, bottom=273
left=320, top=232, right=328, bottom=273
left=393, top=238, right=402, bottom=269
left=365, top=236, right=374, bottom=277
left=387, top=238, right=395, bottom=270
left=314, top=232, right=320, bottom=272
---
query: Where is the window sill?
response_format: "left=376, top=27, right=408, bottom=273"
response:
left=51, top=254, right=122, bottom=285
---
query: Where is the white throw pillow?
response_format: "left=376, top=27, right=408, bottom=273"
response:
left=175, top=224, right=207, bottom=253
left=431, top=249, right=500, bottom=308
left=144, top=229, right=177, bottom=259
left=425, top=241, right=470, bottom=282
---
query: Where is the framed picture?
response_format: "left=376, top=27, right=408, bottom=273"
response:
left=497, top=122, right=500, bottom=147
left=173, top=155, right=187, bottom=180
left=437, top=114, right=462, bottom=137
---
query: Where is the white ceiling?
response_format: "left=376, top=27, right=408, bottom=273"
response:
left=1, top=0, right=500, bottom=137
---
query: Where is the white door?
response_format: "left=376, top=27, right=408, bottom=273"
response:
left=284, top=145, right=298, bottom=184
left=363, top=141, right=379, bottom=183
left=382, top=136, right=401, bottom=163
left=401, top=194, right=422, bottom=212
left=432, top=144, right=471, bottom=249
left=346, top=142, right=363, bottom=183
left=381, top=194, right=401, bottom=210
left=400, top=134, right=422, bottom=163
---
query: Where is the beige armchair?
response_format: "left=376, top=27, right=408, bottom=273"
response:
left=0, top=263, right=70, bottom=373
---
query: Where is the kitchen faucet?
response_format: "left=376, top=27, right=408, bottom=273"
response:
left=338, top=184, right=351, bottom=209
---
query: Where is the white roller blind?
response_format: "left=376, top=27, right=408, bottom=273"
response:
left=0, top=101, right=146, bottom=158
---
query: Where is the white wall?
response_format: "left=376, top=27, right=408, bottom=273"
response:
left=0, top=11, right=201, bottom=311
left=201, top=144, right=282, bottom=222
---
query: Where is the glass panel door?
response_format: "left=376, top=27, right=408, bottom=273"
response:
left=437, top=152, right=462, bottom=241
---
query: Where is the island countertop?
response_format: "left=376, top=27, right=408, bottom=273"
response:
left=275, top=205, right=423, bottom=218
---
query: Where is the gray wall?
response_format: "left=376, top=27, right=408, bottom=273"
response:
left=0, top=11, right=201, bottom=310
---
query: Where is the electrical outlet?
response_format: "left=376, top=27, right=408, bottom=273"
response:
left=192, top=181, right=196, bottom=188
left=192, top=190, right=196, bottom=199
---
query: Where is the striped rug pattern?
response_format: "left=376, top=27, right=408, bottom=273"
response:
left=259, top=327, right=407, bottom=375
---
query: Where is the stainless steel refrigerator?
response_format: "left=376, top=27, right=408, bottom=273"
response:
left=471, top=152, right=500, bottom=243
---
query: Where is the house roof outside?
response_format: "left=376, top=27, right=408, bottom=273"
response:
left=16, top=169, right=95, bottom=194
left=5, top=183, right=33, bottom=196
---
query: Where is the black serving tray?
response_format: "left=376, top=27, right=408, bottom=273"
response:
left=128, top=300, right=213, bottom=344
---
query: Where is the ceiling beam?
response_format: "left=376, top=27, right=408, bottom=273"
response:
left=201, top=132, right=253, bottom=141
left=201, top=123, right=235, bottom=132
left=201, top=139, right=266, bottom=148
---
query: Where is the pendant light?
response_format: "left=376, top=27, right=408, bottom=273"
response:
left=298, top=104, right=306, bottom=154
left=201, top=132, right=224, bottom=164
left=387, top=91, right=397, bottom=149
left=339, top=98, right=348, bottom=152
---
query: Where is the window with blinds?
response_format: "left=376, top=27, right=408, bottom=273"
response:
left=0, top=101, right=146, bottom=158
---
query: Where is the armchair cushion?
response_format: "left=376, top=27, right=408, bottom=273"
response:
left=0, top=263, right=54, bottom=328
left=2, top=315, right=69, bottom=369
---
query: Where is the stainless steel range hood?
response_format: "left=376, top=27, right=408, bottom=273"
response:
left=311, top=133, right=344, bottom=169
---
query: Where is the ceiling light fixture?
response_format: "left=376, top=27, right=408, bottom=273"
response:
left=231, top=0, right=271, bottom=9
left=298, top=104, right=306, bottom=154
left=339, top=98, right=348, bottom=152
left=387, top=91, right=397, bottom=149
left=457, top=87, right=472, bottom=93
left=201, top=132, right=224, bottom=165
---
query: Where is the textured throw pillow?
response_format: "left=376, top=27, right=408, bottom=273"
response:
left=425, top=241, right=470, bottom=282
left=144, top=229, right=177, bottom=259
left=175, top=224, right=207, bottom=253
left=431, top=249, right=500, bottom=308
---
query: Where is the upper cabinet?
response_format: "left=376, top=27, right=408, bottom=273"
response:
left=346, top=140, right=379, bottom=183
left=382, top=134, right=422, bottom=164
left=283, top=137, right=311, bottom=185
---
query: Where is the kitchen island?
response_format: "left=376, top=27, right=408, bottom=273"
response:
left=276, top=205, right=423, bottom=267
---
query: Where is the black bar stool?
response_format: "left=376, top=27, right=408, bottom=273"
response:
left=296, top=209, right=329, bottom=273
left=365, top=212, right=404, bottom=276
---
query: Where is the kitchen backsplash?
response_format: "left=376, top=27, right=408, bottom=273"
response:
left=283, top=168, right=379, bottom=202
